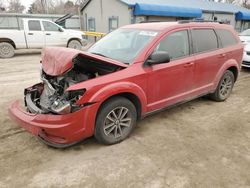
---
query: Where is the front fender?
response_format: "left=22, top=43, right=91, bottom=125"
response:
left=80, top=82, right=148, bottom=116
left=213, top=59, right=240, bottom=90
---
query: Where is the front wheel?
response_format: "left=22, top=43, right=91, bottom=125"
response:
left=0, top=42, right=15, bottom=58
left=67, top=40, right=82, bottom=50
left=210, top=70, right=235, bottom=102
left=95, top=97, right=137, bottom=145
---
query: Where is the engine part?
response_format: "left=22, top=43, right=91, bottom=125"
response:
left=51, top=100, right=71, bottom=115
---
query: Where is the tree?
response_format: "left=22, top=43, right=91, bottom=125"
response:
left=213, top=0, right=250, bottom=8
left=28, top=0, right=81, bottom=14
left=28, top=0, right=45, bottom=14
left=0, top=0, right=6, bottom=12
left=8, top=0, right=25, bottom=13
left=64, top=0, right=79, bottom=14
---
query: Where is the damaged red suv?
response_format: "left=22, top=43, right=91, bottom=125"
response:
left=9, top=21, right=243, bottom=148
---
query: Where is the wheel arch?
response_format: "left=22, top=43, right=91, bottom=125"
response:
left=213, top=60, right=240, bottom=90
left=86, top=81, right=147, bottom=119
left=0, top=38, right=16, bottom=49
left=96, top=92, right=143, bottom=120
left=67, top=38, right=82, bottom=47
left=227, top=66, right=238, bottom=82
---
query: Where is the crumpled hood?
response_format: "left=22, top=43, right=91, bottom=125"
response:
left=41, top=47, right=127, bottom=76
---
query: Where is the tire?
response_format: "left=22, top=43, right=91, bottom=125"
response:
left=67, top=40, right=82, bottom=50
left=210, top=70, right=235, bottom=102
left=94, top=97, right=137, bottom=145
left=0, top=42, right=15, bottom=58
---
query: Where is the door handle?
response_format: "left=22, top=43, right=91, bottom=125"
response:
left=28, top=33, right=34, bottom=35
left=218, top=53, right=226, bottom=58
left=46, top=33, right=51, bottom=35
left=184, top=62, right=194, bottom=68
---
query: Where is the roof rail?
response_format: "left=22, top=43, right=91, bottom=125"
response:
left=178, top=19, right=229, bottom=24
left=179, top=19, right=229, bottom=24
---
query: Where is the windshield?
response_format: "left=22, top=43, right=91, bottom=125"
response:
left=239, top=29, right=250, bottom=36
left=88, top=28, right=158, bottom=64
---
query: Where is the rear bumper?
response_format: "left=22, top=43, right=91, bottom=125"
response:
left=8, top=100, right=97, bottom=148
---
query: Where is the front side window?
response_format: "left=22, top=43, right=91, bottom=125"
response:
left=216, top=29, right=238, bottom=47
left=88, top=28, right=158, bottom=64
left=42, top=21, right=60, bottom=32
left=155, top=30, right=189, bottom=60
left=28, top=20, right=41, bottom=31
left=88, top=18, right=95, bottom=32
left=192, top=29, right=218, bottom=53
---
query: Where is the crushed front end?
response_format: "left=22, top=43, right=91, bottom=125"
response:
left=8, top=47, right=126, bottom=148
left=9, top=73, right=94, bottom=148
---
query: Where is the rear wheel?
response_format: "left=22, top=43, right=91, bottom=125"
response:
left=0, top=42, right=15, bottom=58
left=95, top=97, right=137, bottom=145
left=210, top=70, right=235, bottom=102
left=67, top=40, right=82, bottom=50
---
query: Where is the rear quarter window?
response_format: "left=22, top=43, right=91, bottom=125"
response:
left=216, top=29, right=238, bottom=47
left=192, top=29, right=218, bottom=53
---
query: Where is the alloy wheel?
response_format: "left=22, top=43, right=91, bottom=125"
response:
left=219, top=74, right=233, bottom=98
left=103, top=107, right=132, bottom=139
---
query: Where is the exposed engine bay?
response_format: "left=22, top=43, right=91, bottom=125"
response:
left=25, top=53, right=124, bottom=115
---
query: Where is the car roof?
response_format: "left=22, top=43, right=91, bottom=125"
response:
left=122, top=21, right=233, bottom=31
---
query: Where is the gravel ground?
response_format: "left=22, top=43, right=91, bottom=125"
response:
left=0, top=53, right=250, bottom=188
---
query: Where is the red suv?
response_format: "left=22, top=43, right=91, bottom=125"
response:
left=9, top=21, right=243, bottom=148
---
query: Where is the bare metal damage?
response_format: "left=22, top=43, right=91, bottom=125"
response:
left=25, top=54, right=124, bottom=115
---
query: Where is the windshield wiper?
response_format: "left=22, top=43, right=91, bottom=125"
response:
left=91, top=52, right=108, bottom=58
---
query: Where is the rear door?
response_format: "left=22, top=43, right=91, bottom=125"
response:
left=42, top=21, right=67, bottom=47
left=215, top=29, right=241, bottom=63
left=26, top=20, right=45, bottom=48
left=191, top=28, right=225, bottom=94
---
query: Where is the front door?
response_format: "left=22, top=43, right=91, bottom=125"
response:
left=42, top=21, right=67, bottom=47
left=146, top=30, right=195, bottom=112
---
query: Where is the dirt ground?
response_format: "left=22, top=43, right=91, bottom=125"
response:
left=0, top=53, right=250, bottom=188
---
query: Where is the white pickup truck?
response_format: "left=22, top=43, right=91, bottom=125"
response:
left=0, top=18, right=87, bottom=58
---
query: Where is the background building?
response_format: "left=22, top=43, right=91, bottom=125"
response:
left=81, top=0, right=250, bottom=33
left=0, top=13, right=81, bottom=30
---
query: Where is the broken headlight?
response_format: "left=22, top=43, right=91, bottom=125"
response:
left=50, top=89, right=86, bottom=115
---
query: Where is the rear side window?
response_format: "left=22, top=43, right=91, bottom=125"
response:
left=216, top=29, right=238, bottom=47
left=192, top=29, right=218, bottom=53
left=28, top=20, right=41, bottom=31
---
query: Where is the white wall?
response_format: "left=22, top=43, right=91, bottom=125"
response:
left=202, top=12, right=236, bottom=27
left=82, top=0, right=131, bottom=33
left=81, top=1, right=240, bottom=33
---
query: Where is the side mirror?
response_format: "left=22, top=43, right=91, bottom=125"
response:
left=58, top=27, right=64, bottom=32
left=146, top=51, right=170, bottom=66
